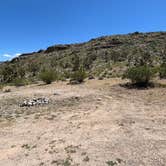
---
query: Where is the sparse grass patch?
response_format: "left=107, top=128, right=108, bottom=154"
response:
left=21, top=144, right=31, bottom=150
left=106, top=160, right=117, bottom=166
left=159, top=64, right=166, bottom=79
left=0, top=84, right=4, bottom=90
left=21, top=144, right=37, bottom=150
left=83, top=156, right=90, bottom=162
left=51, top=157, right=72, bottom=166
left=106, top=158, right=124, bottom=166
left=65, top=145, right=79, bottom=154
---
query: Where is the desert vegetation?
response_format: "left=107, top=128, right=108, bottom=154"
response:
left=39, top=70, right=57, bottom=84
left=123, top=65, right=156, bottom=87
left=1, top=32, right=166, bottom=166
left=70, top=68, right=87, bottom=84
left=0, top=32, right=166, bottom=87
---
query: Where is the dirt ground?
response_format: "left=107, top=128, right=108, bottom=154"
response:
left=0, top=78, right=166, bottom=166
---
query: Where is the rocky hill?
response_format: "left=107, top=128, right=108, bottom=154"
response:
left=1, top=31, right=166, bottom=83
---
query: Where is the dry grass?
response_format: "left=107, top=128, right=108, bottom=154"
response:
left=0, top=79, right=166, bottom=166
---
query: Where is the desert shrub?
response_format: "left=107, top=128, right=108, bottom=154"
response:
left=0, top=63, right=26, bottom=84
left=16, top=66, right=26, bottom=78
left=28, top=62, right=39, bottom=76
left=39, top=70, right=57, bottom=84
left=70, top=68, right=86, bottom=84
left=63, top=70, right=71, bottom=79
left=127, top=48, right=153, bottom=67
left=0, top=84, right=4, bottom=90
left=159, top=64, right=166, bottom=79
left=0, top=64, right=16, bottom=83
left=110, top=50, right=121, bottom=62
left=123, top=65, right=156, bottom=87
left=12, top=78, right=27, bottom=87
left=159, top=46, right=166, bottom=78
left=72, top=54, right=80, bottom=71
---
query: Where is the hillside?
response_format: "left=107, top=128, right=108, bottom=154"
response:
left=0, top=32, right=166, bottom=165
left=1, top=31, right=166, bottom=83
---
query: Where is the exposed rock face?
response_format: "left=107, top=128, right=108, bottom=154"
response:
left=45, top=45, right=70, bottom=53
left=20, top=97, right=49, bottom=107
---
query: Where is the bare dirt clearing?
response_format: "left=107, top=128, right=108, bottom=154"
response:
left=0, top=79, right=166, bottom=166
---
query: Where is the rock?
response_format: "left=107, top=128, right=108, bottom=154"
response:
left=3, top=86, right=11, bottom=93
left=53, top=92, right=60, bottom=96
left=88, top=75, right=95, bottom=80
left=98, top=76, right=104, bottom=80
left=97, top=98, right=102, bottom=101
left=69, top=80, right=80, bottom=85
left=20, top=97, right=49, bottom=107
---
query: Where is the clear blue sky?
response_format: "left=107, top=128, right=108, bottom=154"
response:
left=0, top=0, right=166, bottom=61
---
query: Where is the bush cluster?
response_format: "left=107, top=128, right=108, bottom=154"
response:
left=123, top=65, right=157, bottom=87
left=39, top=70, right=57, bottom=84
left=159, top=64, right=166, bottom=79
left=13, top=78, right=27, bottom=87
left=70, top=68, right=87, bottom=84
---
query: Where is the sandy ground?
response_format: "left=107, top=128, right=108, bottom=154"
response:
left=0, top=78, right=166, bottom=166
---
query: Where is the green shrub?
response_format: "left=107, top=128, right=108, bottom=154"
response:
left=123, top=65, right=156, bottom=86
left=39, top=70, right=57, bottom=84
left=63, top=70, right=71, bottom=79
left=0, top=84, right=4, bottom=90
left=159, top=64, right=166, bottom=79
left=13, top=78, right=27, bottom=87
left=70, top=68, right=86, bottom=84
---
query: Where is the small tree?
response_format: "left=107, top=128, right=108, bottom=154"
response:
left=123, top=65, right=156, bottom=87
left=39, top=70, right=56, bottom=84
left=70, top=68, right=86, bottom=84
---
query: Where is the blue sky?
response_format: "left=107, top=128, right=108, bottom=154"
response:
left=0, top=0, right=166, bottom=61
